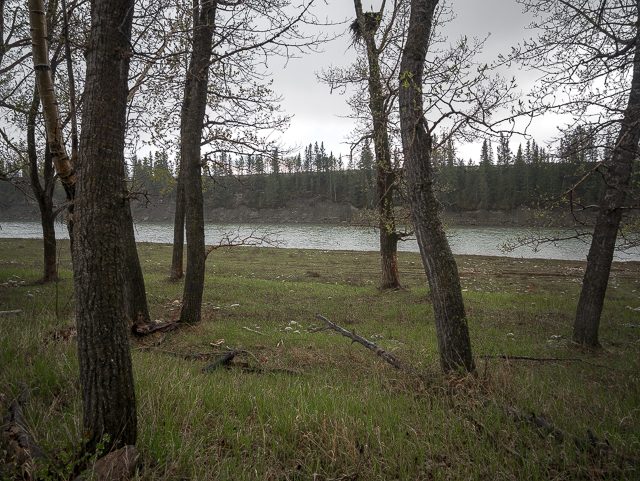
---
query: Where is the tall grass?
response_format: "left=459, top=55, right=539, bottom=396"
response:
left=1, top=239, right=638, bottom=479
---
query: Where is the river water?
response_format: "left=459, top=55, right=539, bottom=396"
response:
left=1, top=221, right=639, bottom=262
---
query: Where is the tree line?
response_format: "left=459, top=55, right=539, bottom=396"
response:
left=118, top=129, right=634, bottom=213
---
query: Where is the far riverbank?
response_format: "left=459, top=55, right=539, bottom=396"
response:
left=1, top=195, right=594, bottom=227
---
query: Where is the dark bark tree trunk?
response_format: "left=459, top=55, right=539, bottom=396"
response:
left=121, top=201, right=151, bottom=326
left=73, top=0, right=137, bottom=454
left=170, top=171, right=185, bottom=280
left=27, top=86, right=58, bottom=282
left=353, top=0, right=401, bottom=289
left=573, top=23, right=640, bottom=346
left=179, top=0, right=217, bottom=324
left=398, top=0, right=475, bottom=375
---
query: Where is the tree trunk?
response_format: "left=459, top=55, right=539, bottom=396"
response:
left=398, top=0, right=475, bottom=375
left=28, top=0, right=75, bottom=242
left=179, top=0, right=217, bottom=324
left=121, top=201, right=151, bottom=326
left=170, top=171, right=185, bottom=280
left=353, top=0, right=401, bottom=289
left=27, top=86, right=58, bottom=282
left=73, top=0, right=137, bottom=454
left=573, top=23, right=640, bottom=346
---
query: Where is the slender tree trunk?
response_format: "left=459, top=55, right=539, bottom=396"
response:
left=398, top=0, right=475, bottom=375
left=170, top=171, right=185, bottom=280
left=27, top=86, right=57, bottom=282
left=28, top=0, right=75, bottom=242
left=179, top=0, right=217, bottom=324
left=73, top=0, right=137, bottom=454
left=121, top=202, right=151, bottom=326
left=354, top=0, right=401, bottom=289
left=573, top=24, right=640, bottom=346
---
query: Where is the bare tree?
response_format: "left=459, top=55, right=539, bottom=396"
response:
left=515, top=0, right=640, bottom=346
left=396, top=0, right=519, bottom=374
left=161, top=0, right=323, bottom=323
left=399, top=0, right=475, bottom=374
left=178, top=0, right=217, bottom=324
left=350, top=0, right=406, bottom=289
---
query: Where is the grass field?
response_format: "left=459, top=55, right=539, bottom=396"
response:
left=1, top=238, right=639, bottom=479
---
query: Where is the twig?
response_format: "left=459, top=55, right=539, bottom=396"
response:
left=0, top=310, right=22, bottom=316
left=132, top=319, right=179, bottom=336
left=242, top=326, right=265, bottom=335
left=307, top=326, right=332, bottom=333
left=481, top=354, right=612, bottom=370
left=240, top=367, right=300, bottom=375
left=314, top=314, right=428, bottom=380
left=236, top=349, right=259, bottom=364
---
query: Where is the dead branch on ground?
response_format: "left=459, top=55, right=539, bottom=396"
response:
left=314, top=314, right=429, bottom=380
left=480, top=354, right=612, bottom=369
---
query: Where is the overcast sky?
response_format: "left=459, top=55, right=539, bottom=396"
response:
left=268, top=0, right=549, bottom=162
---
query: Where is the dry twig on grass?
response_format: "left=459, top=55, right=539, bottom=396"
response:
left=480, top=353, right=612, bottom=369
left=314, top=314, right=429, bottom=380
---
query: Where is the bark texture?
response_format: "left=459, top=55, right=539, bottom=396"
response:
left=573, top=19, right=640, bottom=346
left=179, top=0, right=217, bottom=324
left=27, top=86, right=58, bottom=282
left=353, top=0, right=401, bottom=289
left=398, top=0, right=475, bottom=374
left=73, top=0, right=137, bottom=453
left=28, top=0, right=75, bottom=240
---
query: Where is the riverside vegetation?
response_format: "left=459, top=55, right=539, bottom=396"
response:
left=1, top=238, right=639, bottom=479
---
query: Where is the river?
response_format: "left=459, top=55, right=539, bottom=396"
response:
left=1, top=221, right=639, bottom=261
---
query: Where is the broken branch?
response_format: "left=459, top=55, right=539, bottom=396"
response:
left=314, top=314, right=428, bottom=380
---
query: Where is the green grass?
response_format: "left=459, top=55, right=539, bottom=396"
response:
left=1, top=238, right=639, bottom=479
